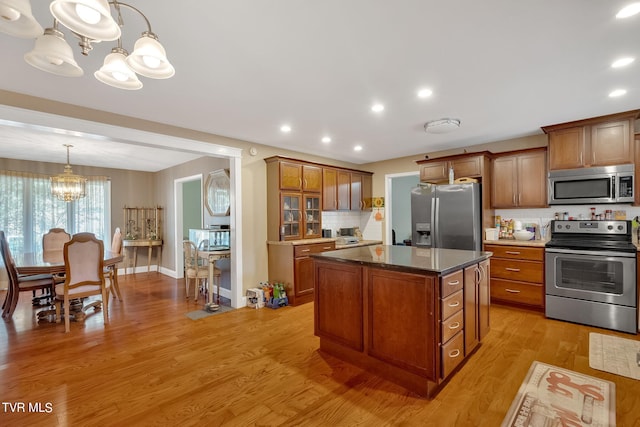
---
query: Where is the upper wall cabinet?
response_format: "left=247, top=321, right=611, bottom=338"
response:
left=491, top=149, right=547, bottom=208
left=265, top=156, right=373, bottom=240
left=279, top=160, right=322, bottom=192
left=542, top=110, right=639, bottom=170
left=417, top=152, right=488, bottom=183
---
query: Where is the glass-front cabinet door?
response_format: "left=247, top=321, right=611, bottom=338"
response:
left=303, top=194, right=321, bottom=238
left=281, top=193, right=301, bottom=240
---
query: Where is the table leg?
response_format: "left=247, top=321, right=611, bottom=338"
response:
left=133, top=247, right=138, bottom=274
left=147, top=245, right=152, bottom=273
left=158, top=246, right=162, bottom=274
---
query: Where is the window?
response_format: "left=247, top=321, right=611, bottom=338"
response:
left=0, top=170, right=111, bottom=254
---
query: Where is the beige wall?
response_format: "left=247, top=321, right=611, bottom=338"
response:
left=1, top=90, right=553, bottom=296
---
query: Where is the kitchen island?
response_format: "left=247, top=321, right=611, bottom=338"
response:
left=312, top=245, right=492, bottom=397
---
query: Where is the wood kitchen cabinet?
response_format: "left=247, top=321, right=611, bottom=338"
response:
left=268, top=241, right=336, bottom=305
left=485, top=244, right=544, bottom=310
left=542, top=110, right=639, bottom=170
left=416, top=152, right=494, bottom=232
left=463, top=259, right=490, bottom=355
left=634, top=132, right=640, bottom=206
left=491, top=148, right=547, bottom=208
left=350, top=172, right=373, bottom=211
left=323, top=168, right=373, bottom=211
left=278, top=160, right=322, bottom=192
left=266, top=157, right=324, bottom=241
left=417, top=153, right=487, bottom=183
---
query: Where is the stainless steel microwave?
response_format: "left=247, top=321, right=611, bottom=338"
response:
left=548, top=164, right=634, bottom=205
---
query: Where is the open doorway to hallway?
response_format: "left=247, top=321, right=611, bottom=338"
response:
left=385, top=172, right=419, bottom=245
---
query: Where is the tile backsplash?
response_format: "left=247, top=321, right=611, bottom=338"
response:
left=495, top=204, right=640, bottom=239
left=322, top=211, right=383, bottom=241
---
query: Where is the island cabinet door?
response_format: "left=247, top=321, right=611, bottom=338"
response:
left=367, top=268, right=437, bottom=381
left=314, top=260, right=364, bottom=351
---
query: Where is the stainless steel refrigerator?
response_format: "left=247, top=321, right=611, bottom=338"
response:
left=411, top=183, right=482, bottom=251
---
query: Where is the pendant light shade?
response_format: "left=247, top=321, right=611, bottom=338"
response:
left=50, top=144, right=87, bottom=202
left=0, top=0, right=43, bottom=38
left=50, top=0, right=120, bottom=41
left=126, top=33, right=175, bottom=79
left=95, top=48, right=142, bottom=90
left=24, top=27, right=83, bottom=77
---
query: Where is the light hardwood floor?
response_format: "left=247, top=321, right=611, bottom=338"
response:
left=1, top=273, right=639, bottom=426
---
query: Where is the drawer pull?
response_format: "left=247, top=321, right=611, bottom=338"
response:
left=448, top=322, right=461, bottom=330
left=301, top=249, right=311, bottom=252
left=447, top=301, right=460, bottom=308
left=505, top=268, right=521, bottom=272
left=505, top=251, right=521, bottom=255
left=448, top=280, right=460, bottom=286
left=505, top=288, right=521, bottom=294
left=322, top=246, right=332, bottom=250
left=448, top=349, right=461, bottom=358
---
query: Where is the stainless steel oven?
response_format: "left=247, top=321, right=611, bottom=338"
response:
left=545, top=220, right=637, bottom=334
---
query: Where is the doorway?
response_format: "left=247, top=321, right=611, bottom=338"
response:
left=385, top=172, right=420, bottom=245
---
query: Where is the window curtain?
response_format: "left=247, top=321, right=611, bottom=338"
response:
left=0, top=170, right=110, bottom=254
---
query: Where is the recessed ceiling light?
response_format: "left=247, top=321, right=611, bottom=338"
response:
left=321, top=136, right=331, bottom=143
left=611, top=57, right=635, bottom=68
left=609, top=89, right=627, bottom=97
left=371, top=103, right=384, bottom=113
left=354, top=145, right=363, bottom=151
left=417, top=88, right=433, bottom=98
left=280, top=125, right=291, bottom=133
left=616, top=3, right=640, bottom=18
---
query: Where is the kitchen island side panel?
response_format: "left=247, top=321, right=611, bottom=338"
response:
left=367, top=268, right=437, bottom=380
left=314, top=261, right=364, bottom=351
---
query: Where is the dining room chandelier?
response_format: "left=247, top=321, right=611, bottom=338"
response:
left=0, top=0, right=174, bottom=90
left=50, top=144, right=87, bottom=202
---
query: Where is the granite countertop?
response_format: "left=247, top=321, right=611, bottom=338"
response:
left=313, top=245, right=492, bottom=276
left=267, top=238, right=382, bottom=249
left=483, top=239, right=548, bottom=248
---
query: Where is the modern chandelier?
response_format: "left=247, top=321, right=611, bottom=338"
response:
left=50, top=144, right=87, bottom=202
left=0, top=0, right=174, bottom=90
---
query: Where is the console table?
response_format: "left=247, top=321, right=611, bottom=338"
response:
left=123, top=239, right=163, bottom=274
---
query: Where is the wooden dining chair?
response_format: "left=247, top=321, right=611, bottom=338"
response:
left=183, top=240, right=221, bottom=302
left=0, top=231, right=56, bottom=320
left=42, top=228, right=71, bottom=251
left=55, top=233, right=110, bottom=333
left=105, top=227, right=123, bottom=300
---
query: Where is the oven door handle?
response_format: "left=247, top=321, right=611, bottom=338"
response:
left=545, top=247, right=637, bottom=258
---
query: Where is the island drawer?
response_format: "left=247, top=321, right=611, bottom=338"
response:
left=441, top=289, right=463, bottom=320
left=484, top=245, right=544, bottom=261
left=490, top=258, right=543, bottom=283
left=441, top=331, right=464, bottom=379
left=441, top=309, right=464, bottom=343
left=491, top=279, right=544, bottom=307
left=440, top=270, right=464, bottom=298
left=294, top=242, right=336, bottom=257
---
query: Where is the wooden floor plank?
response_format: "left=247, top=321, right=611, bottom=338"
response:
left=1, top=273, right=639, bottom=426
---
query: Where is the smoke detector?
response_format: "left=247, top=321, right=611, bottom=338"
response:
left=424, top=118, right=461, bottom=134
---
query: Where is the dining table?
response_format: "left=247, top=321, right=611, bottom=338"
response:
left=197, top=248, right=231, bottom=308
left=14, top=250, right=123, bottom=275
left=14, top=250, right=124, bottom=322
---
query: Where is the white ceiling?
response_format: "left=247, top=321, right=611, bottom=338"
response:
left=1, top=0, right=639, bottom=170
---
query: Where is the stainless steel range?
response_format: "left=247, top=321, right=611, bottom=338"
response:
left=545, top=220, right=637, bottom=334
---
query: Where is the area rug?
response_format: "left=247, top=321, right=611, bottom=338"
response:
left=589, top=332, right=640, bottom=381
left=501, top=361, right=615, bottom=427
left=185, top=304, right=235, bottom=320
